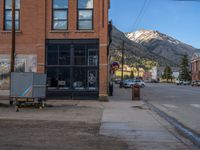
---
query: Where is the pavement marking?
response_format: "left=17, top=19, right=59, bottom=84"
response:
left=190, top=104, right=200, bottom=109
left=162, top=104, right=178, bottom=109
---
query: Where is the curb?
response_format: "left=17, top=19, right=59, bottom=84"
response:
left=144, top=101, right=200, bottom=148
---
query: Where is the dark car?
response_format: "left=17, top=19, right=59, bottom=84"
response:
left=191, top=80, right=200, bottom=86
left=151, top=79, right=159, bottom=83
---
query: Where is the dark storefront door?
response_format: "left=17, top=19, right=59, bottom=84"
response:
left=46, top=39, right=99, bottom=99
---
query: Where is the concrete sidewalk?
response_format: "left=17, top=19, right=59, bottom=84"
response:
left=98, top=85, right=198, bottom=150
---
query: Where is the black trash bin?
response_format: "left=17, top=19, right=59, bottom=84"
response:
left=109, top=82, right=113, bottom=96
left=119, top=81, right=123, bottom=88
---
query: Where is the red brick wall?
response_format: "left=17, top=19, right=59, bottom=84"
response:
left=0, top=0, right=110, bottom=98
left=192, top=60, right=200, bottom=81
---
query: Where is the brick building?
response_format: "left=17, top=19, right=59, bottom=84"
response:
left=191, top=53, right=200, bottom=81
left=0, top=0, right=110, bottom=100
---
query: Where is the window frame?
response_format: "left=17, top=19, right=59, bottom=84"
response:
left=3, top=0, right=20, bottom=31
left=77, top=0, right=94, bottom=30
left=52, top=0, right=69, bottom=30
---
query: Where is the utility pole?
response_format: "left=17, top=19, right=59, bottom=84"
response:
left=10, top=0, right=16, bottom=73
left=120, top=40, right=124, bottom=88
left=9, top=0, right=15, bottom=105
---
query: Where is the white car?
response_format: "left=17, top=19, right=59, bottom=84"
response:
left=123, top=79, right=135, bottom=88
left=135, top=80, right=145, bottom=88
left=176, top=80, right=190, bottom=85
left=123, top=79, right=145, bottom=88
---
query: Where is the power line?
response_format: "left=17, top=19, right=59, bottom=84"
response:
left=135, top=0, right=151, bottom=30
left=132, top=0, right=149, bottom=31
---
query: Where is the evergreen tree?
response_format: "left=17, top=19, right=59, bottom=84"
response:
left=179, top=55, right=191, bottom=81
left=162, top=66, right=173, bottom=82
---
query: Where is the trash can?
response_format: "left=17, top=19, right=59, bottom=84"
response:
left=119, top=81, right=123, bottom=88
left=132, top=84, right=140, bottom=100
left=109, top=82, right=113, bottom=96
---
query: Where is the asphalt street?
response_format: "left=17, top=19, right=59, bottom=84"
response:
left=142, top=83, right=200, bottom=134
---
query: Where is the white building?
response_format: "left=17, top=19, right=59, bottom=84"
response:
left=151, top=66, right=180, bottom=81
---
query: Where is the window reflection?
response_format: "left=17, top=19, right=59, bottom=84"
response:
left=74, top=45, right=86, bottom=65
left=52, top=0, right=68, bottom=30
left=73, top=68, right=86, bottom=90
left=78, top=0, right=93, bottom=30
left=78, top=0, right=93, bottom=9
left=53, top=0, right=68, bottom=8
left=4, top=0, right=20, bottom=30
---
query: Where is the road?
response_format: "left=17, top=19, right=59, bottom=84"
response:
left=142, top=83, right=200, bottom=134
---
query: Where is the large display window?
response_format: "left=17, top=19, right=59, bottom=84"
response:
left=46, top=40, right=99, bottom=99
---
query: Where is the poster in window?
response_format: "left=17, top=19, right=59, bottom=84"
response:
left=0, top=55, right=37, bottom=90
left=88, top=70, right=97, bottom=90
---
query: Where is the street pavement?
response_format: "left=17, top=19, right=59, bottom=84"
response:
left=142, top=83, right=200, bottom=135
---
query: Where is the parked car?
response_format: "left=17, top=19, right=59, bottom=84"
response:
left=176, top=80, right=190, bottom=85
left=123, top=79, right=145, bottom=88
left=150, top=79, right=159, bottom=83
left=175, top=80, right=182, bottom=85
left=182, top=81, right=190, bottom=85
left=191, top=80, right=200, bottom=86
left=123, top=79, right=135, bottom=88
left=114, top=78, right=121, bottom=84
left=135, top=79, right=145, bottom=88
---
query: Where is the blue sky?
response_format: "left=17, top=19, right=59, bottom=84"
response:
left=109, top=0, right=200, bottom=49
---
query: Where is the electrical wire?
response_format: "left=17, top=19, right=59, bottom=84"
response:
left=132, top=0, right=149, bottom=31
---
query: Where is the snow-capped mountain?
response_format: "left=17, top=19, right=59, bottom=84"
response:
left=110, top=26, right=176, bottom=67
left=125, top=30, right=198, bottom=65
left=126, top=30, right=181, bottom=45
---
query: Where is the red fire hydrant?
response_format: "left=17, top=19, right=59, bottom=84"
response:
left=132, top=84, right=140, bottom=100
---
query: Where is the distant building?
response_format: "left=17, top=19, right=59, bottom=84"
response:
left=143, top=71, right=152, bottom=80
left=151, top=66, right=180, bottom=81
left=191, top=53, right=200, bottom=81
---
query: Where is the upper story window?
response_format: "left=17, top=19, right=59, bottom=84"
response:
left=78, top=0, right=93, bottom=30
left=52, top=0, right=68, bottom=30
left=4, top=0, right=20, bottom=31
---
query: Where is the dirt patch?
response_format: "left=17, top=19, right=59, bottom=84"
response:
left=0, top=120, right=128, bottom=150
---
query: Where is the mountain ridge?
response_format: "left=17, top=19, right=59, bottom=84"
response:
left=125, top=29, right=198, bottom=65
left=110, top=26, right=177, bottom=68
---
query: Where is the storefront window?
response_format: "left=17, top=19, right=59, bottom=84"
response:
left=88, top=70, right=97, bottom=90
left=73, top=68, right=86, bottom=90
left=74, top=45, right=86, bottom=65
left=59, top=45, right=71, bottom=65
left=46, top=40, right=99, bottom=92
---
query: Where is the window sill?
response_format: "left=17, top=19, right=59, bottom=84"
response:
left=75, top=30, right=95, bottom=33
left=1, top=30, right=22, bottom=33
left=50, top=30, right=69, bottom=33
